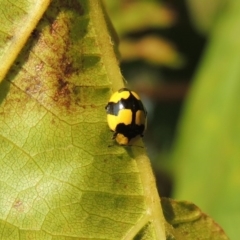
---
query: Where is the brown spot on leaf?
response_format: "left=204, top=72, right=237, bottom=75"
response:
left=51, top=118, right=56, bottom=124
left=50, top=20, right=59, bottom=35
left=91, top=104, right=97, bottom=108
left=58, top=78, right=68, bottom=90
left=61, top=58, right=75, bottom=78
left=13, top=199, right=24, bottom=212
left=25, top=76, right=43, bottom=96
left=6, top=34, right=13, bottom=41
left=103, top=159, right=108, bottom=163
left=52, top=78, right=72, bottom=109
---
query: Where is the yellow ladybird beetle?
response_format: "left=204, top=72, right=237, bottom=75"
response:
left=105, top=88, right=147, bottom=145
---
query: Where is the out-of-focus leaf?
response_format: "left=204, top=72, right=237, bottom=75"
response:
left=104, top=0, right=181, bottom=69
left=104, top=1, right=176, bottom=36
left=162, top=198, right=229, bottom=240
left=0, top=0, right=51, bottom=82
left=0, top=0, right=166, bottom=239
left=119, top=36, right=185, bottom=68
left=172, top=1, right=240, bottom=239
left=186, top=0, right=226, bottom=34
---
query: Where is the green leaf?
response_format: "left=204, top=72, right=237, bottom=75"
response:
left=0, top=0, right=51, bottom=82
left=0, top=0, right=230, bottom=239
left=162, top=198, right=229, bottom=240
left=172, top=1, right=240, bottom=239
left=0, top=0, right=166, bottom=239
left=186, top=0, right=225, bottom=34
left=104, top=1, right=175, bottom=36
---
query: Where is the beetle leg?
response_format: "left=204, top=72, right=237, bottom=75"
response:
left=112, top=132, right=117, bottom=140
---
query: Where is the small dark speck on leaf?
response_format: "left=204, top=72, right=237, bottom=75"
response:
left=31, top=29, right=39, bottom=39
left=91, top=104, right=97, bottom=108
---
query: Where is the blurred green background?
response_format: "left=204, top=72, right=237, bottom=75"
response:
left=104, top=0, right=239, bottom=239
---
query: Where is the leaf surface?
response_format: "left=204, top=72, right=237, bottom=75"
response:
left=172, top=1, right=240, bottom=239
left=0, top=0, right=51, bottom=82
left=162, top=198, right=229, bottom=240
left=0, top=0, right=165, bottom=239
